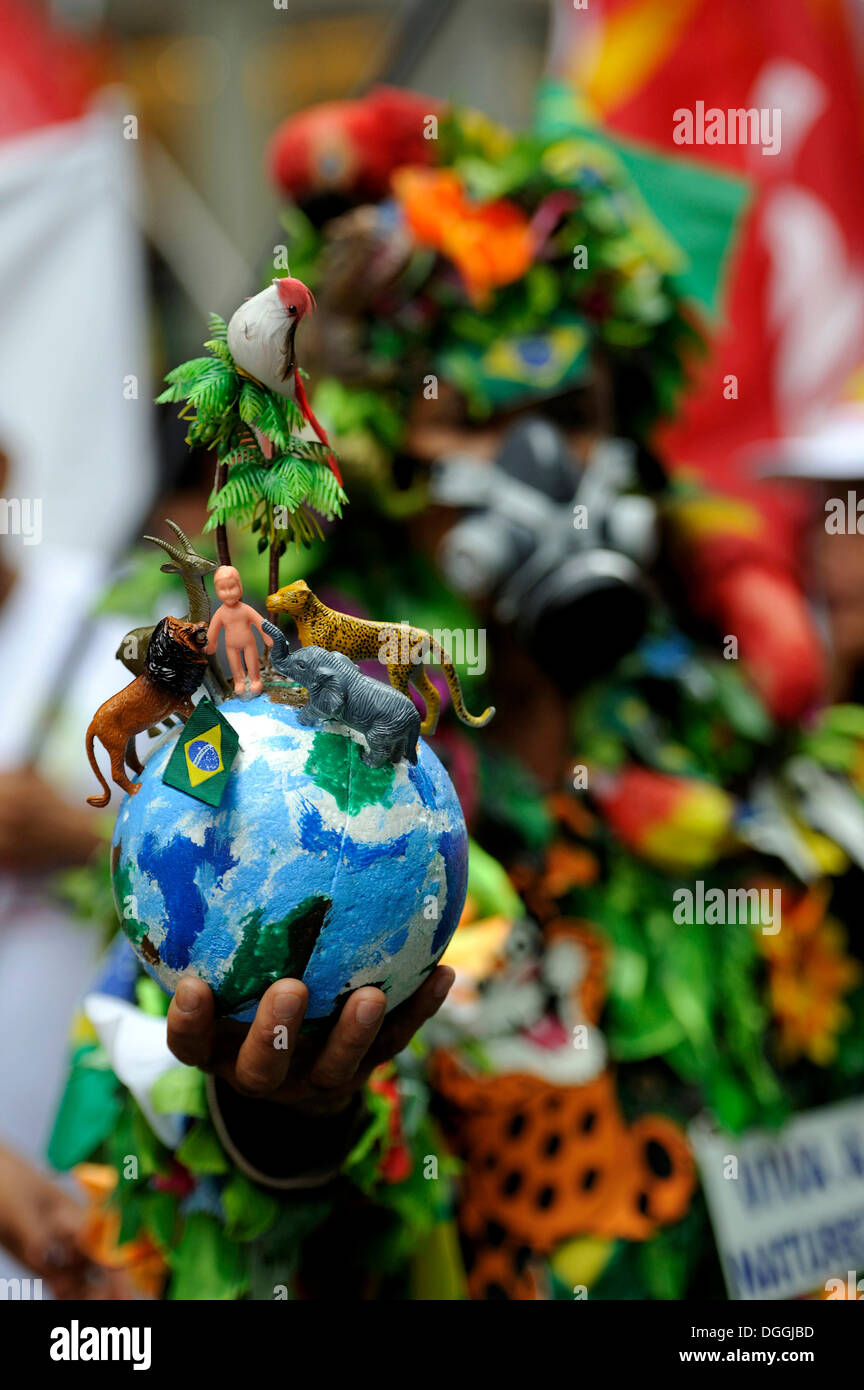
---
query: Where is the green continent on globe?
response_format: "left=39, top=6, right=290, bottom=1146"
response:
left=218, top=895, right=332, bottom=1013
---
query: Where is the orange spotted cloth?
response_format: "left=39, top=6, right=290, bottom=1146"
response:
left=430, top=1054, right=695, bottom=1301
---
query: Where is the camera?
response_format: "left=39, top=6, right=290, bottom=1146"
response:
left=430, top=417, right=657, bottom=690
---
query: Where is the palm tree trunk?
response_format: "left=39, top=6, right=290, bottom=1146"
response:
left=214, top=460, right=231, bottom=566
left=268, top=524, right=283, bottom=631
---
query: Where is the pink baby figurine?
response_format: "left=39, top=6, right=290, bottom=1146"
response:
left=206, top=566, right=273, bottom=696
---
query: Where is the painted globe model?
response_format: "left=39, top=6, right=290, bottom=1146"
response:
left=111, top=695, right=468, bottom=1021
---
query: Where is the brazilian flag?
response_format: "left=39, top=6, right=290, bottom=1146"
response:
left=162, top=699, right=240, bottom=807
left=437, top=313, right=591, bottom=414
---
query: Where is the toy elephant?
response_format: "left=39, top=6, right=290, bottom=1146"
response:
left=262, top=621, right=421, bottom=768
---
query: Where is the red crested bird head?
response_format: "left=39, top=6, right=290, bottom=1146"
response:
left=274, top=277, right=316, bottom=321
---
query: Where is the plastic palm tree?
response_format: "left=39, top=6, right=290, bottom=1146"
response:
left=157, top=313, right=347, bottom=594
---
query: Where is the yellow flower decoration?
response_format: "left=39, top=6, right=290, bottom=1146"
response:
left=759, top=885, right=862, bottom=1065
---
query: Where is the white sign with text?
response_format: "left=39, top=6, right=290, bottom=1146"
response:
left=690, top=1098, right=864, bottom=1300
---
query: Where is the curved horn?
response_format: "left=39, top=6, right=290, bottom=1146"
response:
left=165, top=518, right=193, bottom=551
left=143, top=524, right=217, bottom=574
left=142, top=532, right=185, bottom=566
left=164, top=519, right=217, bottom=572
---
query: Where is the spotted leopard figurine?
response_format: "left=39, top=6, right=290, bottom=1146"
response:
left=266, top=579, right=494, bottom=736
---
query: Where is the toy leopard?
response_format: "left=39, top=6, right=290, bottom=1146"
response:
left=266, top=579, right=494, bottom=736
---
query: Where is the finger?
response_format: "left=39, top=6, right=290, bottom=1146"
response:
left=21, top=1198, right=85, bottom=1282
left=44, top=1199, right=86, bottom=1254
left=233, top=980, right=308, bottom=1096
left=367, top=966, right=454, bottom=1070
left=307, top=987, right=387, bottom=1091
left=166, top=977, right=216, bottom=1068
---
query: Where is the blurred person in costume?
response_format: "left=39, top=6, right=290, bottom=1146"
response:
left=263, top=87, right=864, bottom=1298
left=47, top=86, right=863, bottom=1303
left=540, top=0, right=864, bottom=721
left=765, top=385, right=864, bottom=705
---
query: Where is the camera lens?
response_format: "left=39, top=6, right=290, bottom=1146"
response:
left=519, top=551, right=650, bottom=691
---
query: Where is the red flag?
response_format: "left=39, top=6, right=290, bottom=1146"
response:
left=548, top=0, right=864, bottom=494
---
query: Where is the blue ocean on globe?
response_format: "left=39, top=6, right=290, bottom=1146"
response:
left=111, top=695, right=468, bottom=1021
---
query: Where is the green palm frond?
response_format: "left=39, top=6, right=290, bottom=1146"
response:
left=255, top=395, right=292, bottom=451
left=304, top=462, right=348, bottom=519
left=261, top=458, right=313, bottom=513
left=158, top=315, right=347, bottom=549
left=221, top=440, right=260, bottom=469
left=156, top=357, right=215, bottom=405
left=163, top=357, right=215, bottom=388
left=155, top=383, right=182, bottom=406
left=203, top=338, right=232, bottom=362
left=293, top=505, right=326, bottom=543
left=286, top=438, right=336, bottom=465
left=238, top=378, right=268, bottom=427
left=207, top=313, right=228, bottom=342
left=204, top=461, right=271, bottom=530
left=281, top=395, right=304, bottom=431
left=253, top=393, right=303, bottom=447
left=256, top=455, right=347, bottom=523
left=186, top=362, right=237, bottom=418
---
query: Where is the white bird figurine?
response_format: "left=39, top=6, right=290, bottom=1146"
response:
left=227, top=275, right=342, bottom=482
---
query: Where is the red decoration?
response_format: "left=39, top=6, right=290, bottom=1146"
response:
left=268, top=86, right=439, bottom=205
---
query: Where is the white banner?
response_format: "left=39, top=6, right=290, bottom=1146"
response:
left=691, top=1099, right=864, bottom=1300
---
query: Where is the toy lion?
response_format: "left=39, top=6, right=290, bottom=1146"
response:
left=85, top=616, right=209, bottom=806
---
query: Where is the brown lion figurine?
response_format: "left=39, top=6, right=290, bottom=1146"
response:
left=86, top=616, right=210, bottom=807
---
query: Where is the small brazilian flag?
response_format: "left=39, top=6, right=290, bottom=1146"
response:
left=162, top=699, right=240, bottom=807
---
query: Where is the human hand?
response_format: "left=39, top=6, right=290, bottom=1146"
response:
left=0, top=767, right=104, bottom=872
left=167, top=969, right=455, bottom=1116
left=0, top=1147, right=132, bottom=1299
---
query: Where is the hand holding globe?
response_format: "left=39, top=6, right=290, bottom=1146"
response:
left=166, top=964, right=454, bottom=1115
